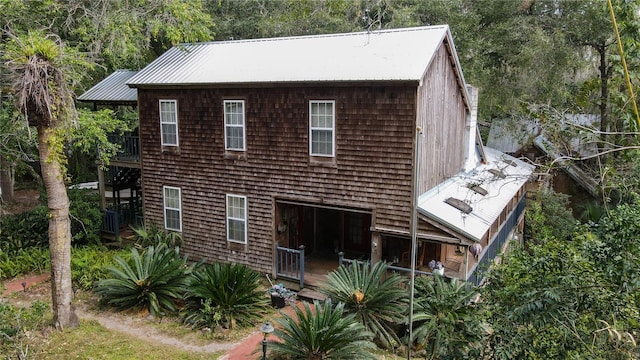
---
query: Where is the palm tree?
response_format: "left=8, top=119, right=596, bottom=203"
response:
left=320, top=261, right=408, bottom=349
left=3, top=31, right=87, bottom=329
left=269, top=300, right=377, bottom=359
left=411, top=275, right=488, bottom=359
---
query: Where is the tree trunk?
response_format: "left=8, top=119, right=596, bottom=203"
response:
left=37, top=126, right=78, bottom=329
left=0, top=154, right=14, bottom=203
left=598, top=42, right=609, bottom=153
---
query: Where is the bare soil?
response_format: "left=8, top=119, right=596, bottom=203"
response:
left=1, top=189, right=41, bottom=215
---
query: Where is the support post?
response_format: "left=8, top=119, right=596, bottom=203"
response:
left=299, top=245, right=305, bottom=289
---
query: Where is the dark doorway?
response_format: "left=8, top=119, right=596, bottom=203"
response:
left=276, top=201, right=372, bottom=260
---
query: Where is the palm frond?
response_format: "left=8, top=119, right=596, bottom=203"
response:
left=321, top=261, right=408, bottom=349
left=270, top=300, right=377, bottom=359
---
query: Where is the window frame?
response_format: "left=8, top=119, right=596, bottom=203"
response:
left=163, top=186, right=182, bottom=232
left=159, top=100, right=179, bottom=146
left=224, top=100, right=246, bottom=151
left=309, top=100, right=335, bottom=157
left=226, top=194, right=247, bottom=244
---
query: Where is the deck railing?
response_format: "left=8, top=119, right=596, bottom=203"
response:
left=276, top=245, right=305, bottom=288
left=100, top=209, right=120, bottom=236
left=107, top=134, right=140, bottom=162
left=338, top=252, right=434, bottom=287
left=467, top=194, right=526, bottom=286
left=100, top=200, right=143, bottom=238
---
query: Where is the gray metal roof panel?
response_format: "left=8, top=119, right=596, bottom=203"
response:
left=127, top=26, right=450, bottom=86
left=418, top=147, right=534, bottom=242
left=78, top=70, right=138, bottom=103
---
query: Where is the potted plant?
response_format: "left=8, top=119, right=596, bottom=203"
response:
left=268, top=283, right=296, bottom=308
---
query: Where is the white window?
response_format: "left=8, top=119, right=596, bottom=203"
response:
left=159, top=100, right=178, bottom=146
left=226, top=194, right=247, bottom=244
left=224, top=100, right=245, bottom=151
left=309, top=101, right=335, bottom=156
left=163, top=186, right=182, bottom=232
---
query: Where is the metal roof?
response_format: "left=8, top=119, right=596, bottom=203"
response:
left=127, top=26, right=455, bottom=87
left=78, top=70, right=138, bottom=103
left=418, top=147, right=534, bottom=242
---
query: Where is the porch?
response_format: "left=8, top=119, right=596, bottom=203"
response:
left=274, top=200, right=372, bottom=289
left=98, top=134, right=143, bottom=240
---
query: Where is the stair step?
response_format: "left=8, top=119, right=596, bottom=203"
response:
left=297, top=288, right=328, bottom=302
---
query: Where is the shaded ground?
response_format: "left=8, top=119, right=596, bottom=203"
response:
left=1, top=188, right=41, bottom=215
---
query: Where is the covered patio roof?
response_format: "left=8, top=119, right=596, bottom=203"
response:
left=418, top=147, right=534, bottom=243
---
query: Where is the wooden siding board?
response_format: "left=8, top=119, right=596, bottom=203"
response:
left=416, top=44, right=468, bottom=194
left=139, top=86, right=417, bottom=272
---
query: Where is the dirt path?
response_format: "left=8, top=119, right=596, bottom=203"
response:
left=1, top=274, right=247, bottom=355
left=75, top=306, right=241, bottom=353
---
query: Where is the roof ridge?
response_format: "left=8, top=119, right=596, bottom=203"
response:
left=176, top=25, right=449, bottom=47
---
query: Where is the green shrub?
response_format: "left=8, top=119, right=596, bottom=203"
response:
left=0, top=206, right=49, bottom=253
left=132, top=223, right=182, bottom=248
left=524, top=189, right=576, bottom=244
left=321, top=261, right=408, bottom=349
left=94, top=244, right=192, bottom=316
left=411, top=275, right=487, bottom=359
left=183, top=262, right=268, bottom=329
left=68, top=188, right=102, bottom=245
left=0, top=247, right=50, bottom=279
left=270, top=300, right=377, bottom=360
left=0, top=188, right=102, bottom=253
left=71, top=245, right=131, bottom=291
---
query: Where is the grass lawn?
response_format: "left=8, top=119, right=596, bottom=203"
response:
left=36, top=320, right=225, bottom=360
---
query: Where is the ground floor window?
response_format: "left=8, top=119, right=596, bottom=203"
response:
left=226, top=194, right=247, bottom=244
left=163, top=186, right=182, bottom=232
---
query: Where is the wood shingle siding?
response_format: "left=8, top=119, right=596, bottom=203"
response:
left=138, top=86, right=417, bottom=272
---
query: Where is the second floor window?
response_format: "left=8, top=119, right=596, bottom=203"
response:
left=224, top=100, right=245, bottom=151
left=159, top=100, right=178, bottom=146
left=309, top=100, right=335, bottom=157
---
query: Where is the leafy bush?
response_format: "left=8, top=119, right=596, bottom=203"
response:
left=482, top=238, right=638, bottom=359
left=0, top=247, right=50, bottom=279
left=68, top=188, right=103, bottom=245
left=270, top=300, right=377, bottom=359
left=94, top=244, right=192, bottom=316
left=183, top=262, right=268, bottom=329
left=0, top=206, right=49, bottom=253
left=132, top=223, right=182, bottom=248
left=524, top=188, right=575, bottom=244
left=411, top=275, right=487, bottom=359
left=71, top=245, right=131, bottom=291
left=320, top=261, right=408, bottom=349
left=0, top=188, right=102, bottom=253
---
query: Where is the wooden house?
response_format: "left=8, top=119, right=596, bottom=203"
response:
left=125, top=26, right=534, bottom=286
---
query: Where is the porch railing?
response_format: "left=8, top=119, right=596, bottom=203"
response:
left=276, top=245, right=305, bottom=288
left=468, top=194, right=526, bottom=286
left=107, top=134, right=140, bottom=162
left=101, top=209, right=120, bottom=236
left=100, top=200, right=143, bottom=238
left=338, top=252, right=434, bottom=286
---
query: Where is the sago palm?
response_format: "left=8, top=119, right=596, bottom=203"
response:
left=270, top=300, right=377, bottom=359
left=94, top=243, right=192, bottom=316
left=411, top=275, right=488, bottom=359
left=183, top=262, right=268, bottom=329
left=320, top=261, right=408, bottom=349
